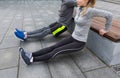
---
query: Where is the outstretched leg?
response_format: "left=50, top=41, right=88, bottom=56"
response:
left=19, top=36, right=86, bottom=65
left=33, top=40, right=85, bottom=62
left=14, top=22, right=58, bottom=40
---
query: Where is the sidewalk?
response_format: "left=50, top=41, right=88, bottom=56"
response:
left=0, top=0, right=120, bottom=78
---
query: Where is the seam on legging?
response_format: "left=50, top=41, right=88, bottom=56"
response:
left=51, top=47, right=84, bottom=58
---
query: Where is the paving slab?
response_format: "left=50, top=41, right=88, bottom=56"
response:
left=70, top=47, right=106, bottom=72
left=20, top=40, right=43, bottom=53
left=96, top=0, right=120, bottom=19
left=18, top=58, right=51, bottom=78
left=48, top=54, right=86, bottom=78
left=0, top=47, right=19, bottom=69
left=0, top=37, right=20, bottom=49
left=85, top=67, right=120, bottom=78
left=0, top=67, right=17, bottom=78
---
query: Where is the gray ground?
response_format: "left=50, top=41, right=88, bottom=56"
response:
left=0, top=0, right=120, bottom=78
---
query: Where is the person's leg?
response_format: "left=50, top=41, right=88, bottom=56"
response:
left=14, top=27, right=51, bottom=40
left=26, top=22, right=62, bottom=38
left=27, top=22, right=68, bottom=38
left=27, top=22, right=58, bottom=35
left=27, top=27, right=50, bottom=35
left=19, top=36, right=75, bottom=65
left=32, top=36, right=74, bottom=57
left=33, top=40, right=85, bottom=62
left=15, top=22, right=57, bottom=35
left=27, top=28, right=51, bottom=39
left=14, top=22, right=58, bottom=40
left=50, top=22, right=68, bottom=37
left=52, top=25, right=67, bottom=37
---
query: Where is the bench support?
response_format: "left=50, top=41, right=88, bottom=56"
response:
left=86, top=30, right=120, bottom=66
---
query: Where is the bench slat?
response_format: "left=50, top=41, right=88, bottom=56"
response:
left=91, top=18, right=120, bottom=42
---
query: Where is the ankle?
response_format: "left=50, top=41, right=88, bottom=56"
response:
left=24, top=32, right=27, bottom=39
left=30, top=57, right=33, bottom=62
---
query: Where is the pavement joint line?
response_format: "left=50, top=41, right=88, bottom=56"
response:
left=27, top=0, right=38, bottom=29
left=27, top=0, right=44, bottom=47
left=86, top=46, right=109, bottom=67
left=0, top=66, right=18, bottom=71
left=17, top=49, right=20, bottom=78
left=69, top=54, right=87, bottom=78
left=0, top=46, right=19, bottom=51
left=69, top=52, right=111, bottom=76
left=0, top=8, right=18, bottom=44
left=0, top=18, right=14, bottom=44
left=27, top=1, right=53, bottom=77
left=47, top=62, right=53, bottom=78
left=69, top=51, right=108, bottom=72
left=82, top=65, right=107, bottom=73
left=35, top=1, right=59, bottom=22
left=83, top=65, right=120, bottom=77
left=15, top=0, right=23, bottom=78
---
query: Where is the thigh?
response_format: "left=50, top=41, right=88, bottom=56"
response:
left=32, top=36, right=73, bottom=57
left=50, top=22, right=62, bottom=32
left=51, top=41, right=86, bottom=58
left=52, top=36, right=74, bottom=48
left=33, top=40, right=85, bottom=62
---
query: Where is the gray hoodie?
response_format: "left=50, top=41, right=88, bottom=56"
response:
left=58, top=0, right=77, bottom=26
left=72, top=7, right=113, bottom=42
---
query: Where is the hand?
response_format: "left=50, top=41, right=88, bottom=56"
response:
left=99, top=29, right=107, bottom=36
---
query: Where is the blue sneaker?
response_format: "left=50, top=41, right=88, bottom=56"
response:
left=15, top=28, right=25, bottom=33
left=19, top=47, right=31, bottom=65
left=14, top=31, right=25, bottom=41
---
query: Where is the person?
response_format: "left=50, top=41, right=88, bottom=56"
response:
left=14, top=0, right=77, bottom=41
left=19, top=0, right=113, bottom=65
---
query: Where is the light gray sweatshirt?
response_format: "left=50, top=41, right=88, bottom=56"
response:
left=72, top=7, right=113, bottom=42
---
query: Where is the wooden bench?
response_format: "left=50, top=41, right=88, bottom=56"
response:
left=86, top=17, right=120, bottom=66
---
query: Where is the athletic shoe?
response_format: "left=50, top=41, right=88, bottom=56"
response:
left=19, top=47, right=31, bottom=65
left=14, top=31, right=26, bottom=41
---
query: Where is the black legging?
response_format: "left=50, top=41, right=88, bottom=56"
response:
left=32, top=36, right=86, bottom=62
left=27, top=22, right=67, bottom=38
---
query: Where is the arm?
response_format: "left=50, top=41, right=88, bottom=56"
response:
left=62, top=1, right=77, bottom=7
left=72, top=7, right=77, bottom=18
left=90, top=8, right=113, bottom=32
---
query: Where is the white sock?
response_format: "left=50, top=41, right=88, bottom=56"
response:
left=24, top=32, right=27, bottom=39
left=30, top=57, right=33, bottom=62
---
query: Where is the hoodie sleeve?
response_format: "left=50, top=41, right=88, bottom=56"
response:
left=90, top=8, right=113, bottom=31
left=62, top=1, right=77, bottom=7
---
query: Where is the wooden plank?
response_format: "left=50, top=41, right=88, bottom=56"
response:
left=91, top=17, right=120, bottom=42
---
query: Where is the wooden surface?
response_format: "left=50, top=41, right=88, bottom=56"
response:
left=91, top=17, right=120, bottom=42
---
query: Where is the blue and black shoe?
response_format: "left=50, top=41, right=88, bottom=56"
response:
left=19, top=47, right=31, bottom=65
left=14, top=31, right=26, bottom=41
left=15, top=28, right=25, bottom=34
